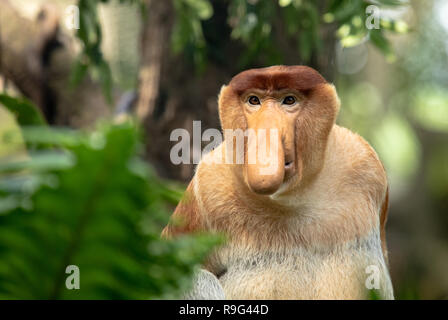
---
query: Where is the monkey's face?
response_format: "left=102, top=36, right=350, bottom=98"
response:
left=239, top=90, right=302, bottom=194
left=219, top=66, right=340, bottom=196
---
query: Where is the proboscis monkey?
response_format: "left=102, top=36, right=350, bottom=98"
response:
left=163, top=66, right=393, bottom=300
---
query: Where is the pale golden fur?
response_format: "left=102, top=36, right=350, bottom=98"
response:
left=163, top=66, right=393, bottom=299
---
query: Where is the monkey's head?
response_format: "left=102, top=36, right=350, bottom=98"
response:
left=218, top=65, right=340, bottom=195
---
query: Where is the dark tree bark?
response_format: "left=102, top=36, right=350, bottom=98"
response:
left=136, top=0, right=231, bottom=181
left=136, top=0, right=173, bottom=122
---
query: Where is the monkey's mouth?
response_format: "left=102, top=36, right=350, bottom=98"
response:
left=284, top=160, right=294, bottom=178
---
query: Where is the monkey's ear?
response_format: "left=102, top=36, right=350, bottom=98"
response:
left=217, top=85, right=228, bottom=101
left=218, top=85, right=247, bottom=130
left=308, top=83, right=341, bottom=118
left=327, top=83, right=341, bottom=114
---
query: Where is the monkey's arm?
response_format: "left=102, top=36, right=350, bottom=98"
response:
left=161, top=179, right=226, bottom=299
left=379, top=186, right=390, bottom=264
left=162, top=177, right=226, bottom=275
left=162, top=179, right=203, bottom=238
left=162, top=178, right=224, bottom=274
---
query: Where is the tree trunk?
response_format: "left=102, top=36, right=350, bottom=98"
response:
left=136, top=0, right=173, bottom=122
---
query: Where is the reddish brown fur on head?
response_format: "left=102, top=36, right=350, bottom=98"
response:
left=229, top=65, right=326, bottom=96
left=218, top=65, right=340, bottom=195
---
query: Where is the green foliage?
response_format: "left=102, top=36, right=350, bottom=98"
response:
left=326, top=0, right=407, bottom=60
left=73, top=0, right=111, bottom=103
left=172, top=0, right=213, bottom=71
left=173, top=0, right=408, bottom=67
left=0, top=94, right=45, bottom=126
left=72, top=0, right=141, bottom=103
left=227, top=0, right=283, bottom=66
left=368, top=289, right=382, bottom=300
left=412, top=85, right=448, bottom=133
left=0, top=104, right=221, bottom=299
left=73, top=0, right=408, bottom=95
left=0, top=94, right=50, bottom=152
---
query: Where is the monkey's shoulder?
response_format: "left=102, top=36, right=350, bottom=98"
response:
left=328, top=125, right=388, bottom=203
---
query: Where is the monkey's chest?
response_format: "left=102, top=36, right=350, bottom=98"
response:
left=216, top=246, right=387, bottom=300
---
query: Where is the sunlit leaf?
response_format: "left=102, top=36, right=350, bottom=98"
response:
left=412, top=86, right=448, bottom=133
left=372, top=112, right=421, bottom=182
left=279, top=0, right=293, bottom=7
left=184, top=0, right=213, bottom=20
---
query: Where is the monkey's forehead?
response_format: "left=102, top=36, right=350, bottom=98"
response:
left=229, top=65, right=327, bottom=96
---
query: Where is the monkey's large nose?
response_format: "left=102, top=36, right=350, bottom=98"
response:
left=245, top=114, right=285, bottom=195
left=246, top=153, right=285, bottom=194
left=248, top=177, right=283, bottom=195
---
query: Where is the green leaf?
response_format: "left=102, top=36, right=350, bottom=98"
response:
left=369, top=29, right=395, bottom=62
left=70, top=59, right=89, bottom=87
left=0, top=95, right=46, bottom=126
left=21, top=127, right=83, bottom=148
left=372, top=112, right=421, bottom=181
left=327, top=0, right=363, bottom=24
left=374, top=0, right=406, bottom=6
left=71, top=0, right=124, bottom=105
left=279, top=0, right=293, bottom=7
left=184, top=0, right=213, bottom=20
left=412, top=86, right=448, bottom=133
left=0, top=151, right=75, bottom=174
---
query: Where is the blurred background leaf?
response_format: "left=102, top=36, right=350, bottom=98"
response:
left=0, top=94, right=46, bottom=126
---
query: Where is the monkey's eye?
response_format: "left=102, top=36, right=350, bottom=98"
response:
left=248, top=96, right=261, bottom=105
left=282, top=96, right=296, bottom=105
